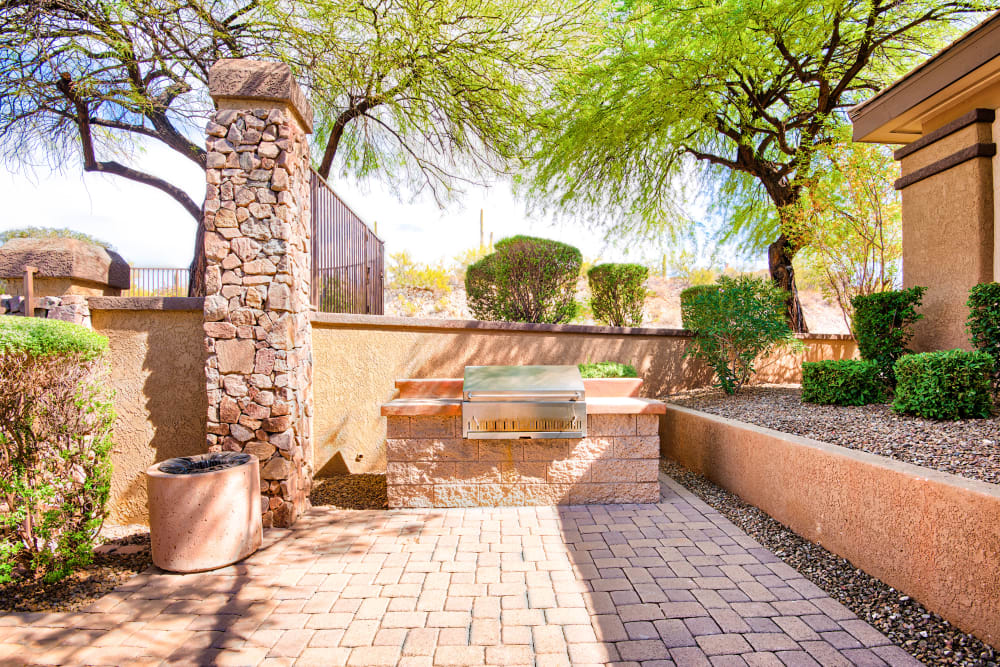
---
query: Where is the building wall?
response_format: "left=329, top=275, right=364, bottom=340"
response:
left=311, top=314, right=856, bottom=477
left=91, top=304, right=207, bottom=525
left=898, top=116, right=996, bottom=351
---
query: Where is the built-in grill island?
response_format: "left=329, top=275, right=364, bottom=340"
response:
left=381, top=364, right=665, bottom=508
left=462, top=365, right=586, bottom=439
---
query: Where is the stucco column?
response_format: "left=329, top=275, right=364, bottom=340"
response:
left=895, top=109, right=996, bottom=351
left=202, top=59, right=314, bottom=528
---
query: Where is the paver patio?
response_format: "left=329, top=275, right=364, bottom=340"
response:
left=0, top=475, right=919, bottom=667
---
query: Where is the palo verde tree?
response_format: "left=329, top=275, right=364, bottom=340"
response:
left=525, top=0, right=988, bottom=331
left=1, top=0, right=600, bottom=293
left=273, top=0, right=599, bottom=199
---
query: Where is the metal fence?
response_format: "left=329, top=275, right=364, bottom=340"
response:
left=310, top=170, right=384, bottom=314
left=125, top=267, right=190, bottom=297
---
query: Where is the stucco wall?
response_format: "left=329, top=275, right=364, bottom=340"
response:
left=661, top=405, right=1000, bottom=649
left=311, top=314, right=856, bottom=476
left=899, top=121, right=995, bottom=352
left=91, top=303, right=206, bottom=524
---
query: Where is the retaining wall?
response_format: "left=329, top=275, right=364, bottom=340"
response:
left=660, top=404, right=1000, bottom=649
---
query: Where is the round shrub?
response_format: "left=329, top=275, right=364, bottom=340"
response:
left=851, top=286, right=925, bottom=385
left=892, top=349, right=993, bottom=420
left=967, top=282, right=1000, bottom=394
left=679, top=284, right=718, bottom=330
left=801, top=359, right=886, bottom=406
left=0, top=316, right=115, bottom=583
left=587, top=263, right=648, bottom=327
left=681, top=275, right=795, bottom=395
left=465, top=235, right=581, bottom=323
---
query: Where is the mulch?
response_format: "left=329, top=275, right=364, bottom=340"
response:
left=0, top=526, right=151, bottom=613
left=309, top=473, right=388, bottom=510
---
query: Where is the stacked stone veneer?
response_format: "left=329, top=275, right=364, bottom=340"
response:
left=202, top=60, right=314, bottom=528
left=386, top=414, right=661, bottom=508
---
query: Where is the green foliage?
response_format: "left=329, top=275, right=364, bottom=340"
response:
left=966, top=282, right=1000, bottom=394
left=578, top=361, right=638, bottom=378
left=277, top=0, right=602, bottom=193
left=0, top=317, right=115, bottom=582
left=388, top=251, right=452, bottom=293
left=892, top=350, right=993, bottom=420
left=681, top=275, right=795, bottom=394
left=792, top=136, right=902, bottom=331
left=851, top=286, right=926, bottom=385
left=801, top=359, right=886, bottom=406
left=465, top=236, right=582, bottom=323
left=587, top=263, right=648, bottom=327
left=0, top=227, right=114, bottom=251
left=679, top=285, right=718, bottom=330
left=0, top=315, right=108, bottom=359
left=522, top=0, right=986, bottom=325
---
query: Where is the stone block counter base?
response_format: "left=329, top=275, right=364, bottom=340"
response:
left=382, top=378, right=665, bottom=507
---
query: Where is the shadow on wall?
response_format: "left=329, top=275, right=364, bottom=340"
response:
left=93, top=309, right=207, bottom=524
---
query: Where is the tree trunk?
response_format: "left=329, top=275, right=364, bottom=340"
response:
left=768, top=234, right=808, bottom=333
left=188, top=220, right=207, bottom=297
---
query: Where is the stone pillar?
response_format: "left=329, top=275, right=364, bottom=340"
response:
left=202, top=59, right=314, bottom=527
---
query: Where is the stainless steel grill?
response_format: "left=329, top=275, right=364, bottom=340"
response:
left=462, top=365, right=586, bottom=439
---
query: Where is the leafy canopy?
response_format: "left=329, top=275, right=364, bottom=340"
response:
left=526, top=0, right=987, bottom=243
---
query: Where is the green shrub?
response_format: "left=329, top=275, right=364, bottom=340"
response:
left=967, top=282, right=1000, bottom=394
left=679, top=285, right=717, bottom=329
left=578, top=361, right=638, bottom=378
left=681, top=275, right=796, bottom=394
left=587, top=263, right=648, bottom=327
left=801, top=359, right=886, bottom=406
left=892, top=349, right=993, bottom=420
left=465, top=236, right=581, bottom=323
left=0, top=316, right=115, bottom=583
left=851, top=286, right=925, bottom=384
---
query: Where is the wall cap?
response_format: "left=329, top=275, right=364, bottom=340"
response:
left=310, top=312, right=854, bottom=340
left=209, top=58, right=313, bottom=133
left=87, top=296, right=205, bottom=311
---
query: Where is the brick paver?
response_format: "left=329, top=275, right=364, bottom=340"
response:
left=0, top=474, right=918, bottom=666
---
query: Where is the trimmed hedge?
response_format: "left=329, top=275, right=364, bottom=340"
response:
left=578, top=361, right=638, bottom=378
left=892, top=349, right=993, bottom=420
left=679, top=284, right=717, bottom=330
left=465, top=235, right=581, bottom=323
left=801, top=359, right=886, bottom=406
left=0, top=316, right=114, bottom=583
left=0, top=315, right=107, bottom=358
left=587, top=263, right=648, bottom=327
left=967, top=282, right=1000, bottom=394
left=851, top=286, right=925, bottom=385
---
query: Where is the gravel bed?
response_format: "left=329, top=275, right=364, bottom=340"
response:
left=668, top=385, right=1000, bottom=486
left=310, top=473, right=387, bottom=510
left=661, top=459, right=998, bottom=666
left=0, top=524, right=151, bottom=613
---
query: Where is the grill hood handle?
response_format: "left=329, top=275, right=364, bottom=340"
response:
left=464, top=391, right=583, bottom=401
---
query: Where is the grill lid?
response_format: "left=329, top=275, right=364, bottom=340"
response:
left=463, top=365, right=584, bottom=402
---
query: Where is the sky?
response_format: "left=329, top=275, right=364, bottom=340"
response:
left=0, top=140, right=693, bottom=271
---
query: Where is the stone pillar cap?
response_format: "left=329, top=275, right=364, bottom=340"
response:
left=0, top=237, right=130, bottom=289
left=209, top=59, right=313, bottom=133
